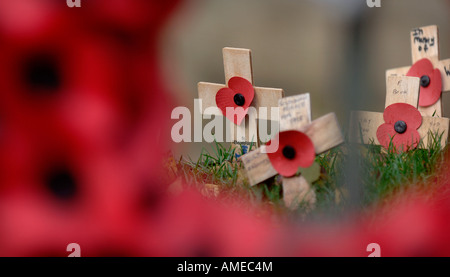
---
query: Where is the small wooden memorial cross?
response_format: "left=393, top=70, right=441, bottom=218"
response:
left=350, top=75, right=450, bottom=150
left=240, top=93, right=344, bottom=209
left=387, top=25, right=450, bottom=117
left=198, top=47, right=284, bottom=154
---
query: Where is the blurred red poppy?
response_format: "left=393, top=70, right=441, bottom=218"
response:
left=5, top=0, right=450, bottom=259
left=266, top=130, right=315, bottom=177
left=0, top=0, right=180, bottom=257
left=376, top=103, right=422, bottom=152
left=407, top=58, right=442, bottom=107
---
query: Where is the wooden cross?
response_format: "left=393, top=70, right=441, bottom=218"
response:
left=387, top=25, right=450, bottom=117
left=240, top=93, right=344, bottom=209
left=198, top=47, right=284, bottom=154
left=350, top=75, right=450, bottom=149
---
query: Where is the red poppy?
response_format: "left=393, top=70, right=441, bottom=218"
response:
left=376, top=103, right=422, bottom=152
left=266, top=130, right=316, bottom=177
left=215, top=77, right=254, bottom=125
left=406, top=58, right=442, bottom=107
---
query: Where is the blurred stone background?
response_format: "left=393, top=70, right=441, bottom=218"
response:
left=160, top=0, right=450, bottom=159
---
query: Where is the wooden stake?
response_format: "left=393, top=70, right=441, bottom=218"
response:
left=282, top=176, right=316, bottom=211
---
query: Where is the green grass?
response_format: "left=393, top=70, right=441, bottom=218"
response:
left=359, top=131, right=446, bottom=206
left=168, top=131, right=447, bottom=219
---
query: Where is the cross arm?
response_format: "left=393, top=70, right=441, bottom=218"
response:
left=240, top=146, right=278, bottom=187
left=198, top=82, right=284, bottom=119
left=301, top=113, right=344, bottom=154
left=436, top=58, right=450, bottom=91
left=197, top=82, right=225, bottom=115
left=420, top=116, right=449, bottom=149
left=253, top=87, right=284, bottom=121
left=349, top=111, right=383, bottom=145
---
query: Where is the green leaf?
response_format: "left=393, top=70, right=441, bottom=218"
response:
left=298, top=162, right=321, bottom=184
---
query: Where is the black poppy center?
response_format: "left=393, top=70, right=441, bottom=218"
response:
left=420, top=75, right=430, bottom=88
left=234, top=93, right=245, bottom=106
left=282, top=145, right=296, bottom=160
left=394, top=120, right=407, bottom=134
left=24, top=54, right=61, bottom=92
left=45, top=167, right=77, bottom=200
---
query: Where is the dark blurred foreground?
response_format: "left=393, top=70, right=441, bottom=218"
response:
left=1, top=0, right=450, bottom=257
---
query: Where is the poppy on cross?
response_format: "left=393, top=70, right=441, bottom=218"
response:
left=350, top=75, right=450, bottom=152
